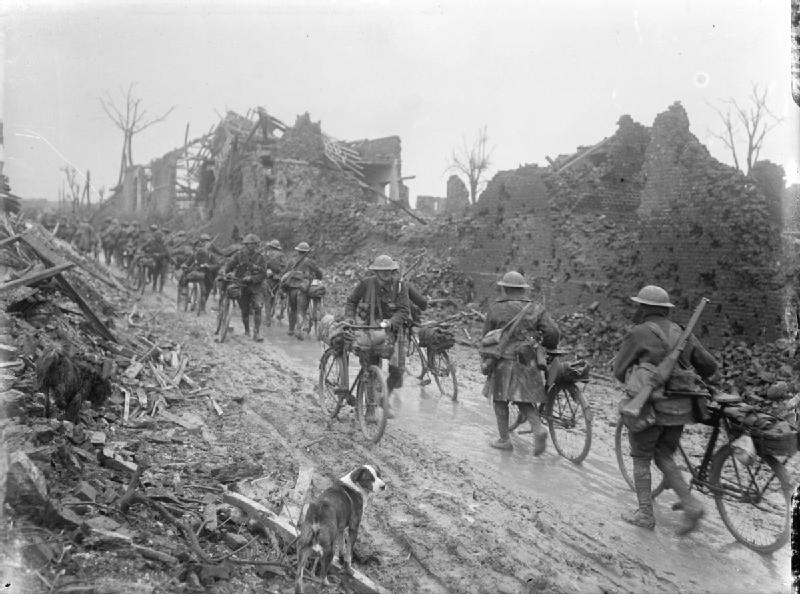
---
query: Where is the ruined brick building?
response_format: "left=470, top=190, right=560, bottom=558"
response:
left=100, top=108, right=409, bottom=251
left=440, top=102, right=786, bottom=344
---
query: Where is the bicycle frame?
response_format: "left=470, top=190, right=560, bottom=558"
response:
left=675, top=404, right=782, bottom=505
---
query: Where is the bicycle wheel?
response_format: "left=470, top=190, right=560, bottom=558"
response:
left=404, top=335, right=425, bottom=380
left=614, top=418, right=667, bottom=496
left=318, top=347, right=345, bottom=419
left=218, top=298, right=234, bottom=343
left=355, top=365, right=389, bottom=444
left=710, top=444, right=791, bottom=553
left=215, top=293, right=228, bottom=335
left=429, top=350, right=458, bottom=401
left=545, top=383, right=592, bottom=464
left=189, top=283, right=199, bottom=314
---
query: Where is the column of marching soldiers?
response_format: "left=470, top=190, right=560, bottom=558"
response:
left=59, top=217, right=321, bottom=342
left=63, top=215, right=721, bottom=538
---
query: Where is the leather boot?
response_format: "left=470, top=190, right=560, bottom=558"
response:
left=658, top=454, right=704, bottom=535
left=288, top=309, right=297, bottom=336
left=253, top=313, right=263, bottom=342
left=621, top=458, right=656, bottom=529
left=520, top=404, right=548, bottom=455
left=491, top=401, right=513, bottom=450
left=243, top=319, right=250, bottom=337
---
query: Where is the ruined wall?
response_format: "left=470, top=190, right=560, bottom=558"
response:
left=416, top=195, right=446, bottom=214
left=465, top=165, right=553, bottom=299
left=638, top=102, right=783, bottom=342
left=148, top=151, right=179, bottom=217
left=446, top=175, right=469, bottom=213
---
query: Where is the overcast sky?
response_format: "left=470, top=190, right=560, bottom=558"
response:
left=2, top=0, right=798, bottom=204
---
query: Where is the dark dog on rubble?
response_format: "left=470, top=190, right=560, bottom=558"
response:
left=295, top=464, right=386, bottom=594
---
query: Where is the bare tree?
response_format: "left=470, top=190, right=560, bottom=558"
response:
left=99, top=83, right=176, bottom=188
left=61, top=166, right=82, bottom=213
left=448, top=126, right=493, bottom=205
left=708, top=83, right=783, bottom=175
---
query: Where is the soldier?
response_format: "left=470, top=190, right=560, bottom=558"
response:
left=141, top=226, right=169, bottom=292
left=222, top=233, right=268, bottom=342
left=180, top=233, right=218, bottom=312
left=73, top=217, right=94, bottom=257
left=281, top=242, right=323, bottom=340
left=344, top=255, right=411, bottom=417
left=262, top=239, right=287, bottom=327
left=480, top=271, right=559, bottom=454
left=613, top=285, right=718, bottom=533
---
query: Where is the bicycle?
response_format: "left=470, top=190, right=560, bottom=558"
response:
left=214, top=275, right=244, bottom=343
left=134, top=256, right=155, bottom=295
left=318, top=324, right=392, bottom=444
left=405, top=324, right=458, bottom=401
left=178, top=267, right=207, bottom=314
left=510, top=349, right=593, bottom=464
left=614, top=389, right=793, bottom=553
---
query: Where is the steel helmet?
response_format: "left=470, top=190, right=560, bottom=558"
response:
left=631, top=285, right=674, bottom=308
left=497, top=271, right=530, bottom=288
left=199, top=233, right=211, bottom=242
left=266, top=239, right=282, bottom=250
left=243, top=233, right=260, bottom=245
left=369, top=254, right=398, bottom=271
left=294, top=241, right=311, bottom=252
left=149, top=224, right=158, bottom=231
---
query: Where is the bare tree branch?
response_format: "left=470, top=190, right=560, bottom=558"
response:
left=708, top=83, right=783, bottom=175
left=98, top=83, right=177, bottom=187
left=446, top=126, right=493, bottom=205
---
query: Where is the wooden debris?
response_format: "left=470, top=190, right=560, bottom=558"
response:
left=124, top=361, right=144, bottom=379
left=202, top=493, right=218, bottom=532
left=19, top=233, right=116, bottom=342
left=122, top=387, right=131, bottom=422
left=0, top=262, right=75, bottom=293
left=207, top=394, right=223, bottom=416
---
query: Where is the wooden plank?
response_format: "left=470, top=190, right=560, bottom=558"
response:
left=0, top=262, right=74, bottom=293
left=19, top=234, right=116, bottom=343
left=0, top=234, right=23, bottom=248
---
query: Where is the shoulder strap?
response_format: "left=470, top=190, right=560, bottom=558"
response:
left=644, top=320, right=686, bottom=364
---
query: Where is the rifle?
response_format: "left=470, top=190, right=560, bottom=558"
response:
left=620, top=297, right=709, bottom=418
left=280, top=248, right=315, bottom=284
left=401, top=250, right=426, bottom=281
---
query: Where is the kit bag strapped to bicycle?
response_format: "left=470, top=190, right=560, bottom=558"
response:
left=723, top=404, right=799, bottom=457
left=618, top=298, right=709, bottom=432
left=418, top=325, right=456, bottom=352
left=308, top=279, right=327, bottom=299
left=352, top=279, right=393, bottom=359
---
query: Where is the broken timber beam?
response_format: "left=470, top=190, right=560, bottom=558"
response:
left=0, top=234, right=23, bottom=249
left=18, top=233, right=116, bottom=342
left=223, top=491, right=389, bottom=594
left=0, top=262, right=74, bottom=293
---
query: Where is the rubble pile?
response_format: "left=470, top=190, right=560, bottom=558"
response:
left=0, top=217, right=297, bottom=591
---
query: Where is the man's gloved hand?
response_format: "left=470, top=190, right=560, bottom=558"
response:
left=243, top=275, right=253, bottom=283
left=389, top=315, right=404, bottom=331
left=343, top=317, right=355, bottom=326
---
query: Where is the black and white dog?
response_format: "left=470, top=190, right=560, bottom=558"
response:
left=295, top=464, right=386, bottom=594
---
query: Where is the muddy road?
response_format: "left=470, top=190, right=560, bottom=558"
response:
left=137, top=286, right=792, bottom=594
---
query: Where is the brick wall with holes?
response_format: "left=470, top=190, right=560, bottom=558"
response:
left=637, top=103, right=783, bottom=343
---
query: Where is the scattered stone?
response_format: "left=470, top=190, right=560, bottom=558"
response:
left=82, top=515, right=123, bottom=533
left=223, top=532, right=249, bottom=550
left=75, top=481, right=100, bottom=503
left=6, top=451, right=48, bottom=513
